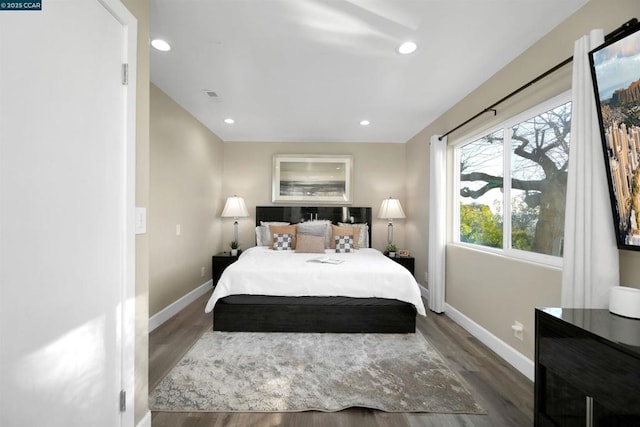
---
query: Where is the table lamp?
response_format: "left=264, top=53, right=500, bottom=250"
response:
left=378, top=197, right=405, bottom=246
left=221, top=195, right=249, bottom=245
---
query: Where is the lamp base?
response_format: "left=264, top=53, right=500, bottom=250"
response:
left=233, top=220, right=239, bottom=244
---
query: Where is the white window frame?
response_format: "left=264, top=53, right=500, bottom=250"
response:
left=453, top=91, right=571, bottom=267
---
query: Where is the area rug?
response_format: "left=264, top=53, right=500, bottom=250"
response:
left=149, top=331, right=485, bottom=413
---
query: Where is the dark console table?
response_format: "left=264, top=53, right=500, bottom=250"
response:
left=535, top=308, right=640, bottom=426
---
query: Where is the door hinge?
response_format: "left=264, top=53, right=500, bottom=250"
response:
left=120, top=390, right=126, bottom=412
left=122, top=63, right=128, bottom=86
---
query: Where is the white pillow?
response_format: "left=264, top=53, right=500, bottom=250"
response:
left=338, top=222, right=369, bottom=248
left=255, top=226, right=268, bottom=246
left=256, top=222, right=290, bottom=246
left=297, top=221, right=331, bottom=248
left=311, top=220, right=333, bottom=247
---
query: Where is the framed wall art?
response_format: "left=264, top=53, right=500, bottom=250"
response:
left=272, top=154, right=353, bottom=204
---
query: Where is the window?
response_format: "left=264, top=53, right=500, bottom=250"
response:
left=454, top=94, right=571, bottom=264
left=458, top=129, right=504, bottom=248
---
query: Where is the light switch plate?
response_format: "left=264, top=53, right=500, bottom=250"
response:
left=135, top=207, right=146, bottom=235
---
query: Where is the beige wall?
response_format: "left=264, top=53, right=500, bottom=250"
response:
left=149, top=84, right=225, bottom=316
left=120, top=0, right=150, bottom=423
left=405, top=133, right=430, bottom=285
left=222, top=142, right=408, bottom=253
left=620, top=250, right=640, bottom=287
left=406, top=0, right=640, bottom=361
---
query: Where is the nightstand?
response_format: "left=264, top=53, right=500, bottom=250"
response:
left=389, top=255, right=415, bottom=275
left=212, top=251, right=240, bottom=287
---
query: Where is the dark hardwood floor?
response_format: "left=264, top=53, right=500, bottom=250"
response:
left=149, top=292, right=533, bottom=426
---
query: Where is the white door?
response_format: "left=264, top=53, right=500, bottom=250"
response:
left=0, top=1, right=135, bottom=426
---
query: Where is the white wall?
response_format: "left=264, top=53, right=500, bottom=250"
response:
left=119, top=0, right=151, bottom=423
left=0, top=1, right=137, bottom=425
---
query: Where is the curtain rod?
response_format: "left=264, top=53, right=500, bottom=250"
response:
left=438, top=18, right=640, bottom=141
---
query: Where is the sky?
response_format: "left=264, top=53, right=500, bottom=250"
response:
left=592, top=29, right=640, bottom=101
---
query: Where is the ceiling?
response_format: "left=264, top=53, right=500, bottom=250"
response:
left=150, top=0, right=588, bottom=143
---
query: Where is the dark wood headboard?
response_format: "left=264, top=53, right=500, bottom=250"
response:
left=255, top=206, right=372, bottom=246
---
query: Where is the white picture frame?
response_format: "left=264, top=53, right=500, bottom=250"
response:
left=272, top=154, right=353, bottom=204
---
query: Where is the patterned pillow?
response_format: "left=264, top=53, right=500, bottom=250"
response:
left=260, top=221, right=290, bottom=244
left=330, top=225, right=360, bottom=249
left=272, top=233, right=293, bottom=251
left=270, top=224, right=298, bottom=249
left=338, top=222, right=369, bottom=248
left=334, top=235, right=353, bottom=253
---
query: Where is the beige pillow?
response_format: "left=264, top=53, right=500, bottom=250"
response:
left=330, top=224, right=360, bottom=249
left=338, top=222, right=369, bottom=248
left=297, top=221, right=331, bottom=248
left=295, top=234, right=326, bottom=253
left=270, top=224, right=298, bottom=249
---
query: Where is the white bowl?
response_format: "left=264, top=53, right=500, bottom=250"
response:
left=609, top=286, right=640, bottom=319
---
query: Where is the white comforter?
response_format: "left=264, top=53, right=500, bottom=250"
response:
left=205, top=246, right=426, bottom=316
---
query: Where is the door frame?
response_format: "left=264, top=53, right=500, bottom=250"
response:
left=98, top=1, right=137, bottom=426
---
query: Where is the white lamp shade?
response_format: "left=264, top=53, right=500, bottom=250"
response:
left=221, top=196, right=249, bottom=218
left=378, top=198, right=406, bottom=219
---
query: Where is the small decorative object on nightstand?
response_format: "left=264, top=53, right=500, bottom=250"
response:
left=229, top=240, right=239, bottom=256
left=385, top=243, right=397, bottom=258
left=212, top=251, right=240, bottom=287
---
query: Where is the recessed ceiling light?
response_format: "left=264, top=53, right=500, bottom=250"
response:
left=224, top=118, right=235, bottom=124
left=151, top=39, right=171, bottom=52
left=360, top=120, right=370, bottom=126
left=398, top=41, right=417, bottom=55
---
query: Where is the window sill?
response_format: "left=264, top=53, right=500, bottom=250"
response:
left=449, top=242, right=563, bottom=270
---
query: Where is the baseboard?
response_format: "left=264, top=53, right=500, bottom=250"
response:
left=444, top=303, right=534, bottom=382
left=136, top=410, right=151, bottom=427
left=149, top=280, right=212, bottom=332
left=418, top=283, right=429, bottom=300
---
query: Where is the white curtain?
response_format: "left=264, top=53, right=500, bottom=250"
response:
left=428, top=135, right=447, bottom=313
left=561, top=29, right=619, bottom=308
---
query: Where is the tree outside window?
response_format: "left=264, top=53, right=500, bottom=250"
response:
left=456, top=100, right=571, bottom=259
left=459, top=130, right=504, bottom=248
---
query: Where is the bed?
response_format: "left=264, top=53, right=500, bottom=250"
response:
left=205, top=206, right=426, bottom=333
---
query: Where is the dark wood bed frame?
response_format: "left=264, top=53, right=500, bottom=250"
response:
left=212, top=206, right=417, bottom=333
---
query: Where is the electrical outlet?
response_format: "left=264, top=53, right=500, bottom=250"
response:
left=201, top=266, right=205, bottom=277
left=512, top=321, right=524, bottom=341
left=176, top=224, right=181, bottom=236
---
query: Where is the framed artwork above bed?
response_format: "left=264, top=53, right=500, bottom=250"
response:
left=272, top=154, right=353, bottom=204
